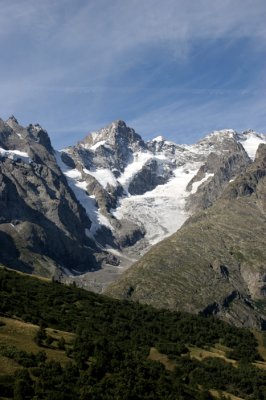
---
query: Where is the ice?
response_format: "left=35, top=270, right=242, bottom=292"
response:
left=113, top=163, right=201, bottom=246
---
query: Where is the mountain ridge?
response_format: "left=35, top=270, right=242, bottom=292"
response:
left=106, top=144, right=266, bottom=329
left=0, top=116, right=265, bottom=317
left=0, top=117, right=118, bottom=277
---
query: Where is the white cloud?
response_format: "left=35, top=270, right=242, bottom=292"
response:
left=2, top=1, right=266, bottom=58
left=55, top=0, right=266, bottom=52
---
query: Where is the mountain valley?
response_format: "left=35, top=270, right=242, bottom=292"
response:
left=0, top=116, right=265, bottom=328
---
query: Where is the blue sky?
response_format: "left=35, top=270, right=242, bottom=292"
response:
left=0, top=0, right=266, bottom=148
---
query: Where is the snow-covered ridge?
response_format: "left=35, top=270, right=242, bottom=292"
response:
left=206, top=129, right=236, bottom=138
left=199, top=129, right=266, bottom=160
left=57, top=123, right=266, bottom=253
left=237, top=131, right=266, bottom=160
left=151, top=135, right=165, bottom=142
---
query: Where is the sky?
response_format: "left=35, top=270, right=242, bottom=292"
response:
left=0, top=0, right=266, bottom=148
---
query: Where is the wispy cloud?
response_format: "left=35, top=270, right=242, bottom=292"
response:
left=129, top=91, right=266, bottom=143
left=0, top=0, right=266, bottom=147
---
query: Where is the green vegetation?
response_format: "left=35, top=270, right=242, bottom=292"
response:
left=0, top=267, right=266, bottom=399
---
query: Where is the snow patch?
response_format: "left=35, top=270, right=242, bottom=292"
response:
left=117, top=151, right=153, bottom=190
left=83, top=168, right=117, bottom=188
left=207, top=129, right=236, bottom=140
left=0, top=148, right=31, bottom=164
left=90, top=140, right=107, bottom=150
left=55, top=151, right=113, bottom=235
left=191, top=173, right=214, bottom=194
left=239, top=134, right=266, bottom=160
left=64, top=168, right=82, bottom=179
left=152, top=135, right=165, bottom=142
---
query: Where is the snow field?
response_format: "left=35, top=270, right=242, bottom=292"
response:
left=113, top=164, right=201, bottom=245
left=55, top=152, right=113, bottom=235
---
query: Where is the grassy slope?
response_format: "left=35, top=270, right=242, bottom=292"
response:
left=0, top=316, right=75, bottom=375
left=0, top=267, right=266, bottom=400
left=1, top=314, right=266, bottom=399
left=106, top=146, right=266, bottom=328
left=107, top=199, right=266, bottom=322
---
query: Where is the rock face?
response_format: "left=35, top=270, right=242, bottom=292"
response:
left=128, top=158, right=173, bottom=195
left=59, top=124, right=265, bottom=261
left=106, top=144, right=266, bottom=329
left=186, top=139, right=251, bottom=211
left=0, top=117, right=112, bottom=277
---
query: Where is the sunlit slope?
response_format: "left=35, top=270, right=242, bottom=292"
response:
left=106, top=144, right=266, bottom=329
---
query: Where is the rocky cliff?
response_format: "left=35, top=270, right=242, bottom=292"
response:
left=0, top=117, right=113, bottom=277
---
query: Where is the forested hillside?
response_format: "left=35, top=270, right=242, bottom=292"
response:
left=0, top=267, right=265, bottom=399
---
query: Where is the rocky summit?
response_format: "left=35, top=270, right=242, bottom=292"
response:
left=59, top=124, right=264, bottom=253
left=57, top=123, right=265, bottom=291
left=0, top=117, right=117, bottom=278
left=0, top=116, right=266, bottom=328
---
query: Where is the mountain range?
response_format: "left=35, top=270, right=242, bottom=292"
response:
left=0, top=116, right=265, bottom=328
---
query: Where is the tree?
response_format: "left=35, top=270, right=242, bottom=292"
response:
left=34, top=327, right=47, bottom=346
left=58, top=337, right=66, bottom=350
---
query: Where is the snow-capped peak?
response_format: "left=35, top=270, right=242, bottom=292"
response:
left=237, top=130, right=266, bottom=160
left=152, top=135, right=165, bottom=142
left=204, top=129, right=237, bottom=141
left=80, top=120, right=145, bottom=151
left=57, top=120, right=266, bottom=271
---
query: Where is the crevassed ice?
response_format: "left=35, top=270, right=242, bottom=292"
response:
left=113, top=163, right=201, bottom=245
